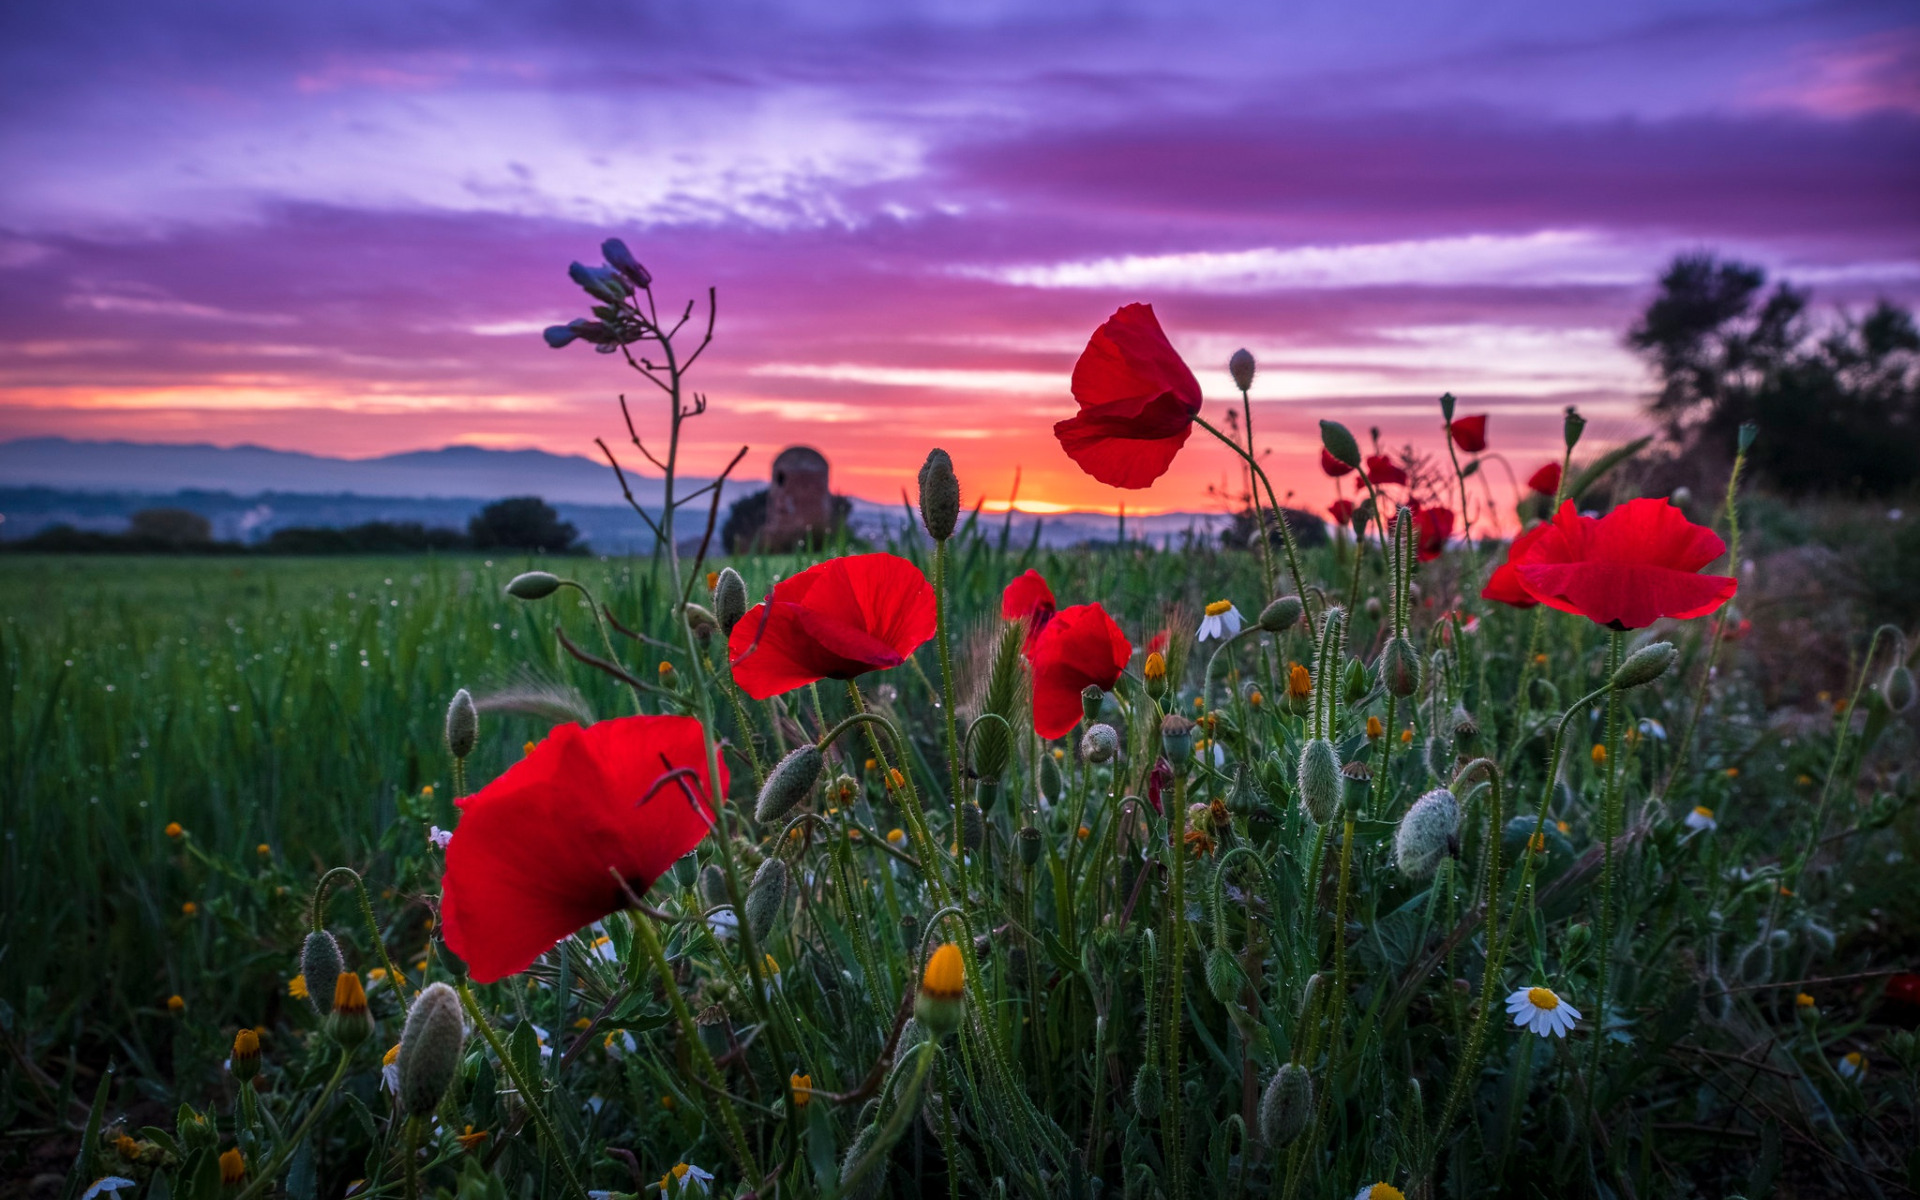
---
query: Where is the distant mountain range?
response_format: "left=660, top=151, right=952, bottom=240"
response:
left=0, top=437, right=1234, bottom=550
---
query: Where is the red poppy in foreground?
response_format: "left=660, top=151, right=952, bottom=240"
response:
left=1320, top=448, right=1354, bottom=478
left=728, top=553, right=936, bottom=699
left=1029, top=603, right=1132, bottom=739
left=1329, top=499, right=1357, bottom=526
left=440, top=715, right=724, bottom=983
left=1527, top=462, right=1562, bottom=497
left=1054, top=304, right=1203, bottom=489
left=1365, top=454, right=1408, bottom=487
left=1001, top=569, right=1057, bottom=648
left=1508, top=499, right=1738, bottom=630
left=1449, top=415, right=1489, bottom=453
left=1404, top=505, right=1454, bottom=562
left=1481, top=522, right=1553, bottom=608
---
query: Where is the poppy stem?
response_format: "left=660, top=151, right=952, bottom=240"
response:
left=1193, top=415, right=1311, bottom=617
left=1162, top=768, right=1188, bottom=1199
left=934, top=540, right=965, bottom=810
left=846, top=681, right=953, bottom=906
left=310, top=866, right=411, bottom=1004
left=226, top=1050, right=351, bottom=1200
left=1584, top=632, right=1627, bottom=1141
left=1237, top=384, right=1279, bottom=598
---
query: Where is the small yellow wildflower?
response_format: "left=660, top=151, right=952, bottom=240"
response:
left=165, top=822, right=184, bottom=839
left=1144, top=651, right=1166, bottom=682
left=256, top=843, right=271, bottom=858
left=1795, top=992, right=1816, bottom=1009
left=287, top=975, right=308, bottom=1001
left=1287, top=663, right=1311, bottom=699
left=887, top=828, right=906, bottom=847
left=523, top=740, right=535, bottom=757
left=1400, top=727, right=1414, bottom=745
left=790, top=1072, right=813, bottom=1108
left=1249, top=690, right=1264, bottom=707
left=455, top=1125, right=489, bottom=1152
left=1590, top=744, right=1607, bottom=765
left=181, top=902, right=197, bottom=916
left=167, top=994, right=185, bottom=1014
left=219, top=1148, right=246, bottom=1186
left=1366, top=715, right=1383, bottom=740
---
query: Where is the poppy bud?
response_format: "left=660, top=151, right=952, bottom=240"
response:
left=1080, top=723, right=1118, bottom=764
left=1611, top=641, right=1677, bottom=691
left=1319, top=419, right=1362, bottom=471
left=1563, top=405, right=1586, bottom=451
left=301, top=931, right=344, bottom=1018
left=1258, top=1063, right=1312, bottom=1149
left=1297, top=738, right=1341, bottom=824
left=505, top=571, right=561, bottom=600
left=839, top=1122, right=887, bottom=1200
left=1394, top=787, right=1460, bottom=880
left=959, top=802, right=985, bottom=852
left=1737, top=421, right=1758, bottom=455
left=1451, top=705, right=1479, bottom=744
left=1160, top=715, right=1196, bottom=766
left=446, top=689, right=477, bottom=760
left=1297, top=973, right=1325, bottom=1024
left=1340, top=759, right=1372, bottom=815
left=1081, top=684, right=1106, bottom=723
left=745, top=857, right=788, bottom=942
left=712, top=567, right=749, bottom=634
left=1228, top=348, right=1256, bottom=392
left=1342, top=657, right=1369, bottom=705
left=1364, top=596, right=1383, bottom=619
left=1037, top=752, right=1062, bottom=802
left=1132, top=1061, right=1163, bottom=1118
left=914, top=943, right=966, bottom=1036
left=1205, top=946, right=1243, bottom=1004
left=230, top=1029, right=260, bottom=1082
left=756, top=744, right=822, bottom=823
left=1016, top=825, right=1043, bottom=867
left=397, top=982, right=464, bottom=1119
left=698, top=865, right=729, bottom=910
left=1378, top=637, right=1421, bottom=698
left=1438, top=391, right=1456, bottom=421
left=1883, top=665, right=1915, bottom=712
left=917, top=448, right=961, bottom=542
left=1736, top=940, right=1772, bottom=985
left=1258, top=595, right=1303, bottom=633
left=600, top=238, right=652, bottom=289
left=326, top=972, right=373, bottom=1049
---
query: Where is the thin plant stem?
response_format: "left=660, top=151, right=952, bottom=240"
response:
left=228, top=1050, right=352, bottom=1200
left=1584, top=631, right=1626, bottom=1136
left=934, top=540, right=965, bottom=809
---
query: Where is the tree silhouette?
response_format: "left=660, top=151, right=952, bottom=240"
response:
left=468, top=497, right=580, bottom=553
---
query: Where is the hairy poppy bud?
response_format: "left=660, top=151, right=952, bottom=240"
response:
left=230, top=1029, right=260, bottom=1082
left=397, top=982, right=464, bottom=1118
left=1611, top=641, right=1677, bottom=691
left=1379, top=637, right=1421, bottom=698
left=1297, top=973, right=1325, bottom=1024
left=959, top=802, right=985, bottom=852
left=1563, top=405, right=1586, bottom=451
left=1132, top=1061, right=1163, bottom=1118
left=756, top=744, right=822, bottom=823
left=1258, top=595, right=1303, bottom=633
left=1342, top=656, right=1369, bottom=705
left=1424, top=734, right=1453, bottom=783
left=1039, top=752, right=1063, bottom=802
left=446, top=689, right=477, bottom=760
left=1319, top=419, right=1362, bottom=471
left=301, top=931, right=344, bottom=1018
left=1016, top=825, right=1043, bottom=867
left=1258, top=1063, right=1312, bottom=1149
left=713, top=567, right=749, bottom=634
left=1205, top=946, right=1243, bottom=1004
left=1297, top=738, right=1341, bottom=824
left=839, top=1122, right=886, bottom=1200
left=745, top=857, right=788, bottom=942
left=1737, top=421, right=1758, bottom=455
left=698, top=864, right=729, bottom=911
left=1080, top=723, right=1118, bottom=764
left=1228, top=348, right=1256, bottom=392
left=681, top=602, right=719, bottom=642
left=917, top=448, right=961, bottom=542
left=326, top=973, right=373, bottom=1049
left=1160, top=714, right=1196, bottom=766
left=1081, top=684, right=1106, bottom=723
left=505, top=571, right=561, bottom=600
left=1395, top=788, right=1460, bottom=880
left=600, top=238, right=652, bottom=289
left=1883, top=664, right=1915, bottom=712
left=914, top=943, right=966, bottom=1036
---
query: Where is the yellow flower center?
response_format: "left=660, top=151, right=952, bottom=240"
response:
left=1693, top=806, right=1714, bottom=819
left=1205, top=599, right=1234, bottom=617
left=1144, top=652, right=1166, bottom=680
left=383, top=1044, right=400, bottom=1066
left=887, top=828, right=905, bottom=845
left=1368, top=1185, right=1407, bottom=1200
left=1526, top=987, right=1559, bottom=1011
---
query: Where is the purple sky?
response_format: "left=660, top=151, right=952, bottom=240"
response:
left=2, top=0, right=1917, bottom=513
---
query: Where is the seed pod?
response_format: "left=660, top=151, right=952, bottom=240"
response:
left=974, top=776, right=1002, bottom=813
left=713, top=568, right=749, bottom=633
left=1039, top=753, right=1063, bottom=802
left=1883, top=664, right=1915, bottom=712
left=745, top=858, right=789, bottom=943
left=839, top=1122, right=887, bottom=1200
left=504, top=571, right=561, bottom=600
left=1450, top=705, right=1479, bottom=744
left=301, top=931, right=344, bottom=1018
left=917, top=448, right=961, bottom=542
left=755, top=744, right=822, bottom=823
left=1611, top=641, right=1677, bottom=690
left=445, top=689, right=478, bottom=760
left=1228, top=348, right=1256, bottom=392
left=1297, top=738, right=1341, bottom=824
left=1379, top=637, right=1421, bottom=698
left=1394, top=788, right=1460, bottom=880
left=1340, top=759, right=1372, bottom=815
left=1342, top=657, right=1369, bottom=705
left=397, top=982, right=465, bottom=1119
left=1016, top=825, right=1043, bottom=867
left=1081, top=723, right=1118, bottom=764
left=1258, top=1063, right=1312, bottom=1149
left=1132, top=1061, right=1164, bottom=1118
left=1205, top=946, right=1243, bottom=1004
left=1563, top=405, right=1587, bottom=451
left=1081, top=684, right=1106, bottom=724
left=1257, top=596, right=1303, bottom=633
left=1162, top=715, right=1197, bottom=766
left=698, top=865, right=729, bottom=910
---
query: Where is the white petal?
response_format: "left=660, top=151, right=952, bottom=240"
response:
left=1505, top=989, right=1532, bottom=1007
left=1558, top=1001, right=1582, bottom=1023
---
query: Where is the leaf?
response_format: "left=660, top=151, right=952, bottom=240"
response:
left=806, top=1100, right=839, bottom=1194
left=59, top=1059, right=112, bottom=1200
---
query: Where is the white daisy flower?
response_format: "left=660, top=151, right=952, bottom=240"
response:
left=428, top=825, right=453, bottom=850
left=660, top=1162, right=715, bottom=1195
left=82, top=1179, right=138, bottom=1200
left=1353, top=1184, right=1406, bottom=1200
left=380, top=1043, right=401, bottom=1093
left=1684, top=805, right=1717, bottom=832
left=1637, top=718, right=1667, bottom=741
left=588, top=933, right=618, bottom=962
left=602, top=1029, right=637, bottom=1059
left=707, top=908, right=739, bottom=941
left=1837, top=1051, right=1867, bottom=1082
left=1196, top=600, right=1243, bottom=642
left=1506, top=985, right=1581, bottom=1038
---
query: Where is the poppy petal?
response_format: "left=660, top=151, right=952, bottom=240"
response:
left=1054, top=397, right=1196, bottom=489
left=1449, top=415, right=1489, bottom=454
left=727, top=554, right=936, bottom=698
left=1001, top=569, right=1057, bottom=622
left=1512, top=499, right=1737, bottom=629
left=1029, top=604, right=1132, bottom=739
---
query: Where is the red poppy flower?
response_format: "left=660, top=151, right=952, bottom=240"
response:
left=728, top=553, right=936, bottom=699
left=1449, top=415, right=1489, bottom=454
left=1481, top=522, right=1552, bottom=608
left=1510, top=499, right=1738, bottom=630
left=1054, top=304, right=1203, bottom=489
left=1320, top=448, right=1354, bottom=478
left=440, top=716, right=724, bottom=983
left=1409, top=506, right=1454, bottom=561
left=1145, top=756, right=1173, bottom=814
left=1001, top=569, right=1057, bottom=648
left=1147, top=630, right=1169, bottom=657
left=1329, top=499, right=1356, bottom=526
left=1527, top=462, right=1562, bottom=497
left=1364, top=454, right=1408, bottom=487
left=1029, top=603, right=1132, bottom=739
